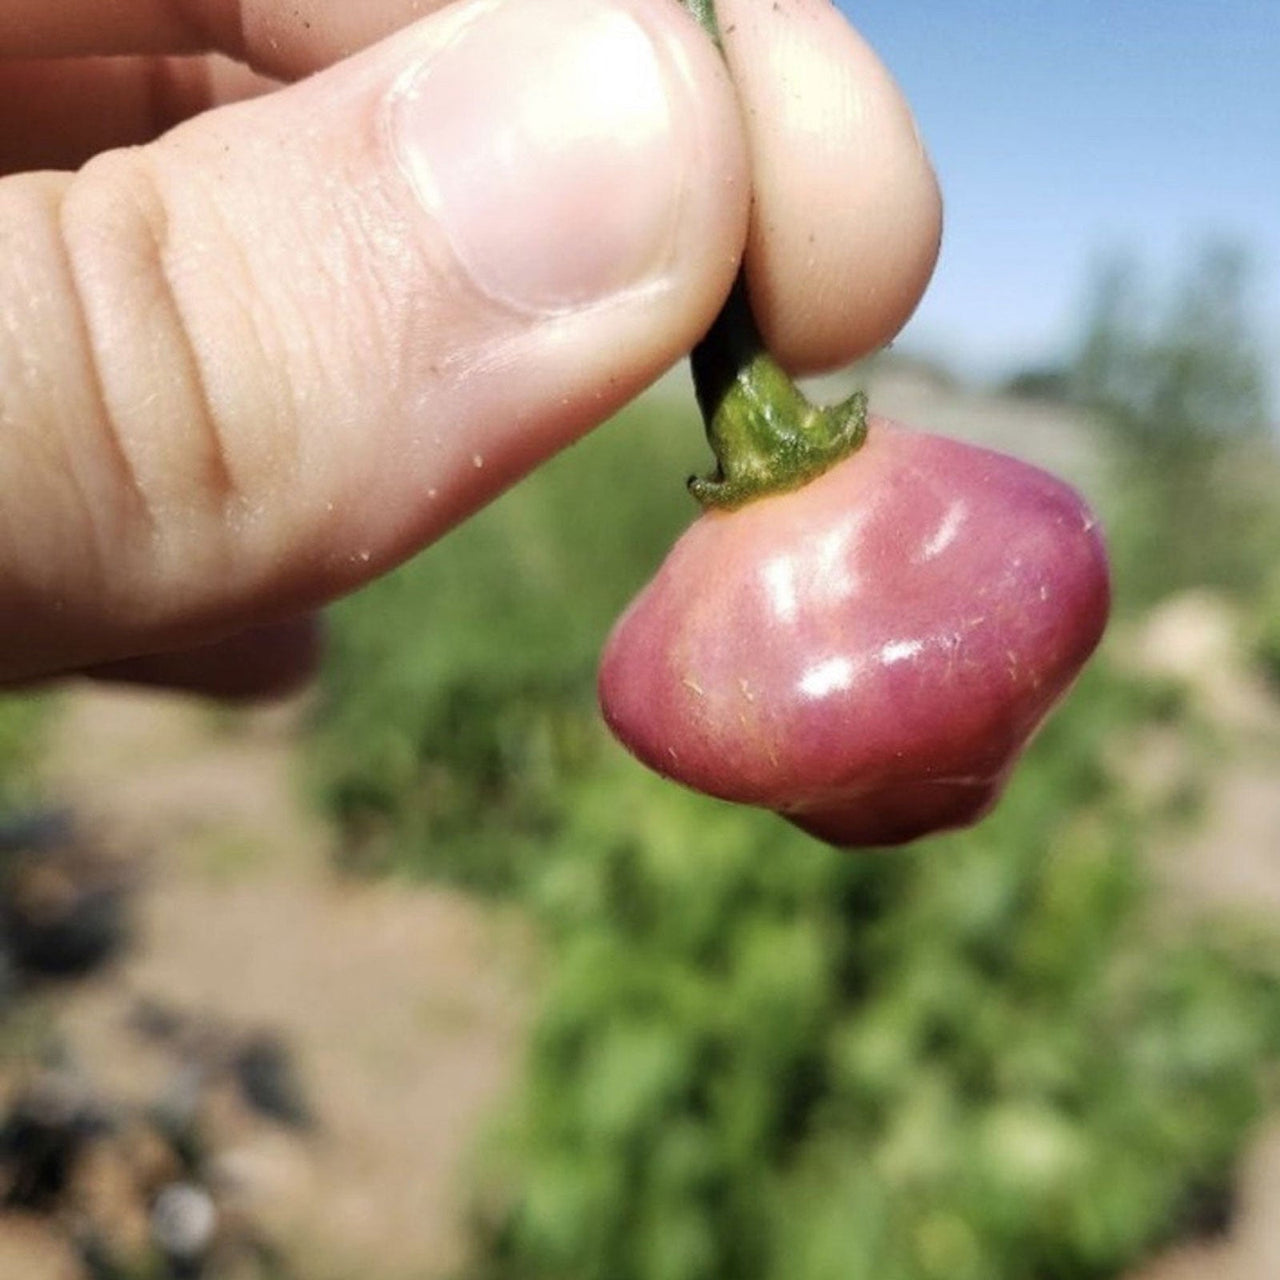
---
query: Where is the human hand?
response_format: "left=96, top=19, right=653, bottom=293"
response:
left=0, top=0, right=940, bottom=697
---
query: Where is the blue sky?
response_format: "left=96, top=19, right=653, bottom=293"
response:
left=839, top=1, right=1280, bottom=400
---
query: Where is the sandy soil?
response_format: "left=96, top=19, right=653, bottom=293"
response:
left=10, top=686, right=533, bottom=1280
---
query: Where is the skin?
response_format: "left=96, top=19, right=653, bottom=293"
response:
left=598, top=420, right=1111, bottom=847
left=714, top=0, right=943, bottom=373
left=0, top=0, right=940, bottom=697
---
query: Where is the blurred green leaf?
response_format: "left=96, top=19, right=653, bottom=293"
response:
left=309, top=316, right=1280, bottom=1280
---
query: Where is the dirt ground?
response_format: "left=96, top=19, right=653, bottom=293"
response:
left=6, top=687, right=532, bottom=1280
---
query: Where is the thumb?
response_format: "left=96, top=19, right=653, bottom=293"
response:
left=0, top=0, right=746, bottom=684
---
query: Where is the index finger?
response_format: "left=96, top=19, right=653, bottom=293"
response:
left=718, top=0, right=943, bottom=373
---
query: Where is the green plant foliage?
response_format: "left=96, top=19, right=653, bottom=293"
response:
left=308, top=390, right=706, bottom=890
left=0, top=691, right=53, bottom=811
left=309, top=350, right=1280, bottom=1280
left=1253, top=566, right=1280, bottom=691
left=468, top=665, right=1280, bottom=1280
left=1070, top=241, right=1279, bottom=608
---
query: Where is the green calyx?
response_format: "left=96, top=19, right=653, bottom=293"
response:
left=681, top=0, right=723, bottom=50
left=688, top=282, right=868, bottom=509
left=681, top=0, right=868, bottom=511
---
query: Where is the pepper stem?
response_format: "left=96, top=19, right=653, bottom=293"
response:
left=681, top=0, right=869, bottom=510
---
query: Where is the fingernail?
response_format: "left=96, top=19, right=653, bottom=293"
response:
left=389, top=0, right=686, bottom=314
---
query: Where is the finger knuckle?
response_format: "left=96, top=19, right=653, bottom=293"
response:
left=57, top=148, right=290, bottom=576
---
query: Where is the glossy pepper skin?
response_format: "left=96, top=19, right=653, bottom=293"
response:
left=598, top=418, right=1110, bottom=847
